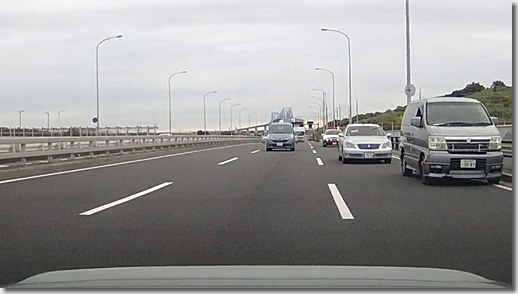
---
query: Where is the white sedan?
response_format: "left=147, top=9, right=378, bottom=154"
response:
left=338, top=124, right=392, bottom=164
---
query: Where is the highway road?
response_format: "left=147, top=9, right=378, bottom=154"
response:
left=0, top=141, right=513, bottom=286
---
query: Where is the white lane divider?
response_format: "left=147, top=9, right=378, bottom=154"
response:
left=310, top=146, right=314, bottom=149
left=316, top=158, right=324, bottom=166
left=218, top=157, right=239, bottom=165
left=80, top=182, right=173, bottom=216
left=493, top=184, right=512, bottom=191
left=312, top=150, right=317, bottom=154
left=0, top=143, right=257, bottom=186
left=251, top=150, right=260, bottom=154
left=392, top=155, right=400, bottom=160
left=328, top=184, right=354, bottom=220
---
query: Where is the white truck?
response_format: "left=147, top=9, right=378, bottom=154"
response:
left=293, top=126, right=306, bottom=143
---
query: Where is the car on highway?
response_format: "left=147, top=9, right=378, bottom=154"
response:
left=400, top=97, right=504, bottom=185
left=322, top=129, right=341, bottom=147
left=338, top=124, right=392, bottom=164
left=261, top=131, right=268, bottom=143
left=265, top=123, right=295, bottom=151
left=294, top=126, right=306, bottom=143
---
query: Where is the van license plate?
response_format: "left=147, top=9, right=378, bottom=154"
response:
left=276, top=143, right=283, bottom=147
left=364, top=152, right=374, bottom=159
left=460, top=159, right=476, bottom=168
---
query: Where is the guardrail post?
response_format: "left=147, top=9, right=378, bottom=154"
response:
left=20, top=143, right=27, bottom=164
left=87, top=140, right=93, bottom=157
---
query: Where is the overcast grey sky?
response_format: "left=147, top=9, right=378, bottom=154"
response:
left=0, top=0, right=512, bottom=132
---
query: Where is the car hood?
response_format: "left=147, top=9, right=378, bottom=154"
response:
left=345, top=136, right=389, bottom=144
left=268, top=134, right=293, bottom=140
left=6, top=266, right=507, bottom=289
left=427, top=125, right=500, bottom=137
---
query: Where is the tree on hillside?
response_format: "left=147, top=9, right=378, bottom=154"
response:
left=491, top=80, right=506, bottom=88
left=444, top=82, right=485, bottom=97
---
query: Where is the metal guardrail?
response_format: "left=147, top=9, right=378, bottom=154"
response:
left=0, top=125, right=160, bottom=137
left=0, top=135, right=257, bottom=165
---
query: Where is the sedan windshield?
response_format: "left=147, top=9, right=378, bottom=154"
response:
left=426, top=102, right=492, bottom=126
left=346, top=126, right=384, bottom=136
left=325, top=130, right=341, bottom=135
left=269, top=124, right=293, bottom=134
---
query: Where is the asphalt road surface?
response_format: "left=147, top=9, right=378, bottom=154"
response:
left=1, top=142, right=513, bottom=286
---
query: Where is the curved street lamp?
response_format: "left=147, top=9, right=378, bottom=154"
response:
left=321, top=28, right=352, bottom=123
left=315, top=67, right=335, bottom=125
left=239, top=108, right=248, bottom=129
left=45, top=112, right=50, bottom=129
left=229, top=103, right=241, bottom=134
left=313, top=88, right=327, bottom=130
left=219, top=98, right=231, bottom=135
left=249, top=112, right=257, bottom=128
left=96, top=34, right=122, bottom=136
left=310, top=102, right=321, bottom=127
left=203, top=90, right=217, bottom=134
left=168, top=70, right=187, bottom=134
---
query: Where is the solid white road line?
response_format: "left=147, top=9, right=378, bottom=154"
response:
left=251, top=150, right=260, bottom=154
left=79, top=182, right=173, bottom=216
left=0, top=143, right=256, bottom=186
left=328, top=184, right=354, bottom=220
left=392, top=155, right=400, bottom=160
left=493, top=184, right=512, bottom=191
left=218, top=157, right=239, bottom=165
left=316, top=158, right=324, bottom=166
left=312, top=150, right=317, bottom=154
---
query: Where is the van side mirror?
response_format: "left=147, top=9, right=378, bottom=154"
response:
left=491, top=117, right=499, bottom=126
left=411, top=117, right=422, bottom=128
left=338, top=133, right=344, bottom=138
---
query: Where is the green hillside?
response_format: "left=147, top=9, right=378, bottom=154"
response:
left=337, top=81, right=513, bottom=129
left=466, top=86, right=512, bottom=124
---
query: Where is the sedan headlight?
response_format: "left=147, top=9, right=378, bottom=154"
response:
left=345, top=141, right=356, bottom=148
left=489, top=136, right=502, bottom=150
left=382, top=141, right=392, bottom=149
left=428, top=136, right=447, bottom=150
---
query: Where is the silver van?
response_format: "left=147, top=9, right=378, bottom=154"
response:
left=400, top=97, right=503, bottom=185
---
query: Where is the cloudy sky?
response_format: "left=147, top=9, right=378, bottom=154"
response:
left=0, top=0, right=512, bottom=132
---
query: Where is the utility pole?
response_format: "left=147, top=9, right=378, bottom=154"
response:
left=356, top=100, right=359, bottom=123
left=404, top=0, right=416, bottom=104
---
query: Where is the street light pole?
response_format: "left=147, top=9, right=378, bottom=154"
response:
left=18, top=110, right=24, bottom=128
left=249, top=112, right=257, bottom=128
left=310, top=102, right=321, bottom=126
left=96, top=34, right=122, bottom=136
left=321, top=28, right=352, bottom=123
left=57, top=109, right=66, bottom=127
left=405, top=0, right=413, bottom=105
left=315, top=67, right=335, bottom=127
left=230, top=103, right=241, bottom=135
left=45, top=112, right=50, bottom=129
left=310, top=106, right=320, bottom=127
left=203, top=91, right=217, bottom=134
left=311, top=96, right=324, bottom=129
left=219, top=98, right=231, bottom=135
left=168, top=70, right=187, bottom=134
left=313, top=88, right=327, bottom=130
left=239, top=108, right=248, bottom=129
